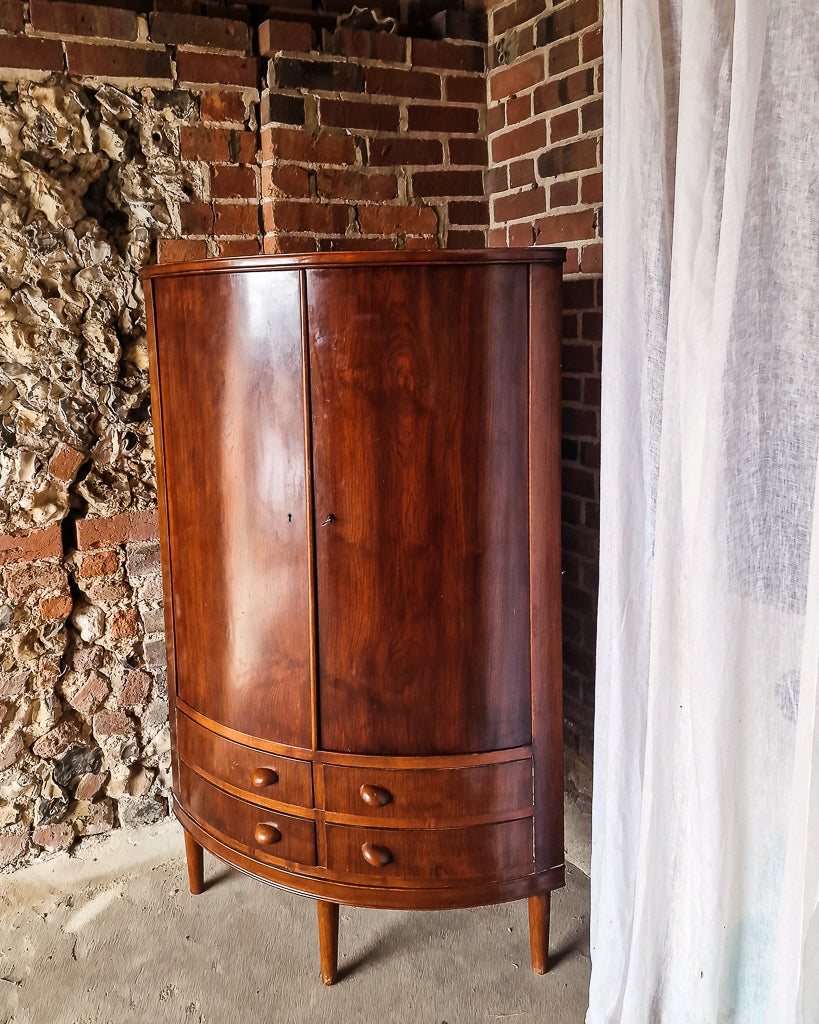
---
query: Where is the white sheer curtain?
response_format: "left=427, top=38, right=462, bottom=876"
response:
left=588, top=0, right=818, bottom=1020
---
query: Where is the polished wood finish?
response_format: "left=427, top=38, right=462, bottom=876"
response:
left=184, top=831, right=205, bottom=895
left=321, top=757, right=533, bottom=825
left=317, top=900, right=339, bottom=986
left=325, top=818, right=534, bottom=885
left=178, top=761, right=317, bottom=867
left=150, top=271, right=312, bottom=749
left=176, top=710, right=313, bottom=812
left=528, top=893, right=551, bottom=974
left=308, top=264, right=531, bottom=756
left=143, top=249, right=565, bottom=981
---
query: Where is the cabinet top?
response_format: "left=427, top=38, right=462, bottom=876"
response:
left=141, top=247, right=565, bottom=281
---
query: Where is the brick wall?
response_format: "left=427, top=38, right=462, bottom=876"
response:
left=258, top=18, right=488, bottom=252
left=486, top=0, right=602, bottom=765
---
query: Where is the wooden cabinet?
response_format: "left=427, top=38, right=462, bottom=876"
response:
left=142, top=249, right=565, bottom=983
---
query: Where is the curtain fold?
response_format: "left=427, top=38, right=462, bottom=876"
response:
left=589, top=1, right=819, bottom=1020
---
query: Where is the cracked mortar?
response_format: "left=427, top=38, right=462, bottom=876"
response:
left=0, top=76, right=207, bottom=870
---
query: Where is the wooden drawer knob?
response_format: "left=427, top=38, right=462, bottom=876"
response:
left=254, top=822, right=282, bottom=846
left=359, top=783, right=392, bottom=808
left=361, top=842, right=392, bottom=868
left=252, top=767, right=278, bottom=788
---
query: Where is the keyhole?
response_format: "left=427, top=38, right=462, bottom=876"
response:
left=287, top=513, right=292, bottom=523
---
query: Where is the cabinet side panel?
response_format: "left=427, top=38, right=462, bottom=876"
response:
left=529, top=263, right=565, bottom=872
left=152, top=271, right=312, bottom=748
left=309, top=264, right=532, bottom=756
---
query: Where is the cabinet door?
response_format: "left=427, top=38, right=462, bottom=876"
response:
left=152, top=271, right=312, bottom=748
left=308, top=264, right=532, bottom=756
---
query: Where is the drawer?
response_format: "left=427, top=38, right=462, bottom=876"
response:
left=179, top=760, right=317, bottom=867
left=321, top=757, right=533, bottom=825
left=325, top=818, right=534, bottom=885
left=177, top=711, right=313, bottom=810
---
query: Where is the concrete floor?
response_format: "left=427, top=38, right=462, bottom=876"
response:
left=0, top=818, right=590, bottom=1024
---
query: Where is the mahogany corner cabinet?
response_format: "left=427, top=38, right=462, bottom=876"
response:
left=142, top=249, right=565, bottom=984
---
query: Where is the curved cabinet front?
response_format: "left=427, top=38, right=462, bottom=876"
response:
left=143, top=249, right=565, bottom=979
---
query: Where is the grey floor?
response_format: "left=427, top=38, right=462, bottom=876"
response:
left=0, top=817, right=590, bottom=1024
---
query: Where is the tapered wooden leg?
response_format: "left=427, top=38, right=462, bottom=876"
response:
left=528, top=893, right=551, bottom=974
left=184, top=831, right=205, bottom=895
left=317, top=900, right=339, bottom=986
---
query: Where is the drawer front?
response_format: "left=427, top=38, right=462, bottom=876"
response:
left=322, top=757, right=533, bottom=824
left=179, top=761, right=317, bottom=867
left=325, top=819, right=534, bottom=885
left=177, top=711, right=313, bottom=810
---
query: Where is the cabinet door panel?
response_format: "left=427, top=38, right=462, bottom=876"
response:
left=308, top=265, right=531, bottom=755
left=153, top=271, right=312, bottom=748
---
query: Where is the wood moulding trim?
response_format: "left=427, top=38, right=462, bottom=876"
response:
left=176, top=701, right=533, bottom=769
left=176, top=801, right=565, bottom=909
left=141, top=247, right=566, bottom=280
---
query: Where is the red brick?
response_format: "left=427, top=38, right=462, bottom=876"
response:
left=31, top=0, right=138, bottom=40
left=493, top=0, right=547, bottom=35
left=0, top=36, right=64, bottom=72
left=562, top=465, right=597, bottom=499
left=264, top=234, right=319, bottom=255
left=212, top=164, right=256, bottom=199
left=315, top=168, right=397, bottom=202
left=0, top=523, right=62, bottom=566
left=265, top=201, right=349, bottom=235
left=0, top=1, right=23, bottom=33
left=505, top=94, right=532, bottom=125
left=32, top=823, right=74, bottom=853
left=4, top=561, right=66, bottom=598
left=534, top=210, right=595, bottom=244
left=536, top=0, right=600, bottom=44
left=489, top=55, right=544, bottom=102
left=487, top=103, right=505, bottom=134
left=411, top=38, right=484, bottom=73
left=261, top=126, right=355, bottom=166
left=118, top=669, right=151, bottom=708
left=66, top=42, right=171, bottom=81
left=582, top=26, right=603, bottom=62
left=562, top=342, right=595, bottom=373
left=563, top=278, right=596, bottom=310
left=93, top=710, right=134, bottom=738
left=157, top=238, right=207, bottom=263
left=322, top=26, right=405, bottom=63
left=493, top=187, right=546, bottom=222
left=358, top=205, right=437, bottom=236
left=48, top=443, right=85, bottom=482
left=109, top=608, right=140, bottom=640
left=488, top=227, right=508, bottom=247
left=215, top=203, right=259, bottom=236
left=444, top=75, right=485, bottom=104
left=260, top=92, right=304, bottom=127
left=537, top=139, right=598, bottom=177
left=0, top=825, right=28, bottom=868
left=365, top=67, right=441, bottom=100
left=448, top=138, right=487, bottom=167
left=509, top=220, right=536, bottom=246
left=78, top=549, right=119, bottom=578
left=321, top=99, right=399, bottom=132
left=70, top=671, right=110, bottom=714
left=32, top=720, right=81, bottom=759
left=584, top=376, right=602, bottom=406
left=412, top=171, right=484, bottom=198
left=533, top=68, right=595, bottom=113
left=273, top=56, right=362, bottom=93
left=217, top=238, right=261, bottom=258
left=580, top=171, right=602, bottom=204
left=564, top=248, right=580, bottom=274
left=549, top=38, right=580, bottom=76
left=551, top=108, right=579, bottom=143
left=200, top=91, right=247, bottom=123
left=448, top=201, right=489, bottom=226
left=580, top=242, right=602, bottom=274
left=39, top=594, right=73, bottom=620
left=368, top=138, right=443, bottom=167
left=407, top=104, right=479, bottom=134
left=151, top=12, right=250, bottom=52
left=177, top=50, right=258, bottom=89
left=509, top=158, right=536, bottom=188
left=446, top=229, right=485, bottom=248
left=262, top=163, right=311, bottom=199
left=75, top=510, right=159, bottom=550
left=491, top=120, right=546, bottom=163
left=180, top=126, right=229, bottom=162
left=180, top=201, right=214, bottom=234
left=581, top=98, right=603, bottom=133
left=258, top=17, right=313, bottom=56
